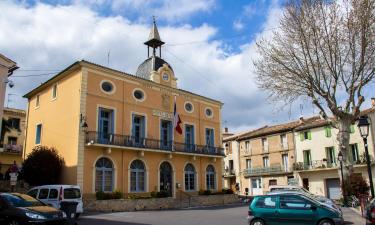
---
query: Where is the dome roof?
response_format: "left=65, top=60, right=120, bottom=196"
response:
left=135, top=56, right=173, bottom=80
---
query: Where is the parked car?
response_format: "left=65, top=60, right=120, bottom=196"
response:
left=0, top=192, right=66, bottom=225
left=268, top=191, right=342, bottom=215
left=365, top=198, right=375, bottom=225
left=27, top=185, right=83, bottom=218
left=248, top=193, right=343, bottom=225
left=269, top=185, right=338, bottom=208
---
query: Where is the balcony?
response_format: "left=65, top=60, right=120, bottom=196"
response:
left=242, top=164, right=292, bottom=177
left=0, top=144, right=23, bottom=155
left=85, top=131, right=225, bottom=156
left=293, top=160, right=368, bottom=171
left=223, top=169, right=236, bottom=177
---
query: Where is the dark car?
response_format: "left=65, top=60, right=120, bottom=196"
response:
left=0, top=193, right=66, bottom=225
left=366, top=198, right=375, bottom=225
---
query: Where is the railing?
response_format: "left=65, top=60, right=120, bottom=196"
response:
left=85, top=131, right=225, bottom=156
left=293, top=160, right=367, bottom=171
left=223, top=169, right=235, bottom=177
left=0, top=144, right=23, bottom=154
left=242, top=164, right=292, bottom=177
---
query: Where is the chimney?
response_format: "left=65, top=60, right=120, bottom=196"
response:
left=299, top=116, right=304, bottom=124
left=224, top=127, right=228, bottom=133
left=372, top=98, right=375, bottom=108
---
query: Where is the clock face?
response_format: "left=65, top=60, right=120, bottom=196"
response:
left=162, top=73, right=169, bottom=81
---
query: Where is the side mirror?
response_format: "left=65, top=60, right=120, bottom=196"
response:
left=310, top=205, right=317, bottom=210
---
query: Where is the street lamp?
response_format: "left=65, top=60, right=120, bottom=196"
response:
left=358, top=116, right=374, bottom=197
left=338, top=151, right=347, bottom=206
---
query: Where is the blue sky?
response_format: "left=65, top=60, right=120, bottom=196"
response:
left=1, top=0, right=374, bottom=133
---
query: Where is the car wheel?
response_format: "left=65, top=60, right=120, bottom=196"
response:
left=318, top=219, right=334, bottom=225
left=251, top=219, right=266, bottom=225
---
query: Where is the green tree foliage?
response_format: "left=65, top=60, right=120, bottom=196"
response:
left=22, top=146, right=65, bottom=186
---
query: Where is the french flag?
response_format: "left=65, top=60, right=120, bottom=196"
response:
left=174, top=96, right=183, bottom=135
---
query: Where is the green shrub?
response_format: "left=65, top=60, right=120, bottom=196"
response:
left=96, top=191, right=123, bottom=200
left=222, top=188, right=234, bottom=194
left=150, top=191, right=169, bottom=198
left=345, top=174, right=369, bottom=197
left=199, top=190, right=211, bottom=195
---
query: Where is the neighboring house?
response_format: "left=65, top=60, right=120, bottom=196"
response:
left=23, top=21, right=224, bottom=198
left=0, top=54, right=18, bottom=141
left=236, top=118, right=318, bottom=196
left=293, top=104, right=375, bottom=200
left=0, top=108, right=26, bottom=175
left=222, top=128, right=242, bottom=192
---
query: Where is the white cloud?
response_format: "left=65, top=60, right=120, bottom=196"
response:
left=0, top=0, right=309, bottom=131
left=70, top=0, right=216, bottom=22
left=233, top=19, right=244, bottom=31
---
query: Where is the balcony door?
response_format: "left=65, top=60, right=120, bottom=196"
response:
left=160, top=120, right=172, bottom=150
left=132, top=115, right=145, bottom=146
left=282, top=154, right=288, bottom=172
left=98, top=108, right=114, bottom=143
left=251, top=178, right=263, bottom=196
left=205, top=128, right=214, bottom=152
left=185, top=125, right=195, bottom=151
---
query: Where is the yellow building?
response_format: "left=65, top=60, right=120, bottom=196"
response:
left=23, top=21, right=224, bottom=198
left=0, top=107, right=25, bottom=175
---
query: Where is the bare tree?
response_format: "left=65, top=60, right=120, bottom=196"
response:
left=254, top=0, right=375, bottom=179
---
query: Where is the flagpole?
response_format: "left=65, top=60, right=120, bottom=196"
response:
left=172, top=96, right=176, bottom=152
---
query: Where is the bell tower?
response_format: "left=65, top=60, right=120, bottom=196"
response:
left=145, top=16, right=165, bottom=58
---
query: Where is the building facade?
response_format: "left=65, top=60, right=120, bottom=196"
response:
left=235, top=121, right=313, bottom=196
left=23, top=21, right=224, bottom=198
left=0, top=54, right=18, bottom=141
left=0, top=108, right=26, bottom=175
left=293, top=106, right=375, bottom=200
left=222, top=129, right=241, bottom=192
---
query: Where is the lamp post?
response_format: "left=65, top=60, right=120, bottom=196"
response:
left=338, top=151, right=347, bottom=206
left=358, top=116, right=374, bottom=198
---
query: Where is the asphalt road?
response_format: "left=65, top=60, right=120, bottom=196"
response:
left=78, top=205, right=365, bottom=225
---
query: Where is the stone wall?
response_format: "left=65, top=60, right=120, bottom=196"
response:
left=84, top=194, right=240, bottom=212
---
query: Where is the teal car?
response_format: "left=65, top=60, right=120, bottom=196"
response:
left=248, top=193, right=343, bottom=225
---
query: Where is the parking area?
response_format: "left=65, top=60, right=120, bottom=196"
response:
left=79, top=205, right=365, bottom=225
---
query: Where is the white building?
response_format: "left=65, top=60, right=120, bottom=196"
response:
left=294, top=104, right=375, bottom=200
left=0, top=54, right=18, bottom=140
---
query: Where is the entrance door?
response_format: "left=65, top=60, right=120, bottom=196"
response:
left=160, top=162, right=173, bottom=197
left=251, top=178, right=263, bottom=196
left=326, top=178, right=341, bottom=200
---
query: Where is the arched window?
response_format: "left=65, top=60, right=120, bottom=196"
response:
left=206, top=165, right=216, bottom=190
left=95, top=157, right=114, bottom=192
left=184, top=164, right=195, bottom=191
left=130, top=160, right=146, bottom=192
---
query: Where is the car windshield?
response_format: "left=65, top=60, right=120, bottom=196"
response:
left=1, top=193, right=44, bottom=207
left=64, top=188, right=81, bottom=199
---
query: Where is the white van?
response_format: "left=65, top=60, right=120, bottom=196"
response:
left=27, top=185, right=83, bottom=217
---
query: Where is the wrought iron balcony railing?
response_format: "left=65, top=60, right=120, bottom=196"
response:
left=293, top=159, right=368, bottom=171
left=223, top=169, right=236, bottom=177
left=0, top=144, right=23, bottom=154
left=242, top=164, right=292, bottom=177
left=85, top=131, right=225, bottom=156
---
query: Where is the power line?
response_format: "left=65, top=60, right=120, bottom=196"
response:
left=11, top=72, right=57, bottom=78
left=166, top=26, right=280, bottom=47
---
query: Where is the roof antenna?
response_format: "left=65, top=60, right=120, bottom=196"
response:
left=107, top=50, right=111, bottom=67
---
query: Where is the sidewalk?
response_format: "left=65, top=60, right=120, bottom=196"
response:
left=342, top=207, right=366, bottom=224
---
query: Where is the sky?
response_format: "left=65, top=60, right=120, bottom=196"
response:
left=1, top=0, right=374, bottom=133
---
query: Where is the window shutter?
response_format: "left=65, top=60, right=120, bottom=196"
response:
left=300, top=132, right=304, bottom=141
left=131, top=114, right=135, bottom=136
left=350, top=125, right=355, bottom=133
left=308, top=131, right=312, bottom=140
left=141, top=117, right=145, bottom=138
left=192, top=126, right=195, bottom=145
left=325, top=126, right=332, bottom=137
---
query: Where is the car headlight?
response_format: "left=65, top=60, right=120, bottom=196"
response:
left=25, top=212, right=46, bottom=220
left=62, top=212, right=67, bottom=218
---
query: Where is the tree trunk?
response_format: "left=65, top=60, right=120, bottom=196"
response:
left=337, top=118, right=352, bottom=184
